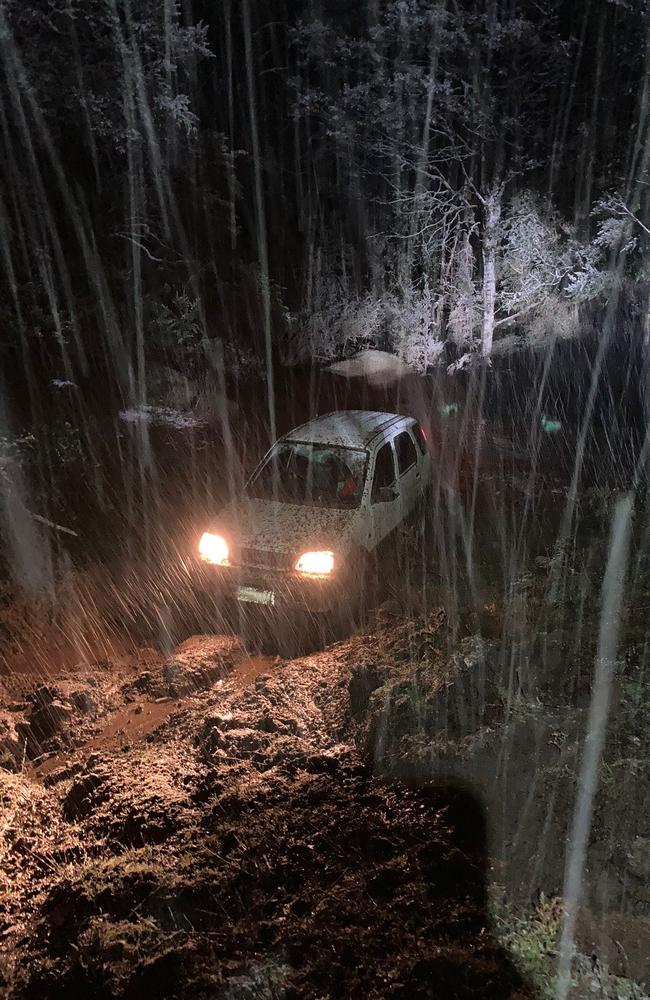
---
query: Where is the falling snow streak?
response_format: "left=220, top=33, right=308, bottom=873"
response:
left=556, top=494, right=633, bottom=999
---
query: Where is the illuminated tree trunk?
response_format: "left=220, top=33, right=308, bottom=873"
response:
left=481, top=186, right=502, bottom=356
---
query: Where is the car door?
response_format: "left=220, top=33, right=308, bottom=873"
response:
left=367, top=439, right=401, bottom=551
left=394, top=429, right=420, bottom=523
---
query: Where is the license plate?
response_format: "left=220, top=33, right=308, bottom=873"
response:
left=236, top=586, right=275, bottom=606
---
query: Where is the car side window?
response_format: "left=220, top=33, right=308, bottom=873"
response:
left=395, top=431, right=418, bottom=475
left=412, top=421, right=428, bottom=455
left=371, top=442, right=397, bottom=502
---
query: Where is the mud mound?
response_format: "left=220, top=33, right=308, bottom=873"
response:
left=351, top=634, right=499, bottom=767
left=25, top=777, right=528, bottom=1000
left=61, top=744, right=199, bottom=846
left=162, top=634, right=241, bottom=697
left=0, top=657, right=160, bottom=769
left=0, top=636, right=239, bottom=775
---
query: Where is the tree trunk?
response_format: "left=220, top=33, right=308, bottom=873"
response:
left=481, top=187, right=502, bottom=356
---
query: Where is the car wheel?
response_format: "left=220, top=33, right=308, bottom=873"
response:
left=269, top=610, right=314, bottom=658
left=327, top=549, right=375, bottom=638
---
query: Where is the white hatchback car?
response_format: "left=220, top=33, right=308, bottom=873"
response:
left=196, top=410, right=432, bottom=616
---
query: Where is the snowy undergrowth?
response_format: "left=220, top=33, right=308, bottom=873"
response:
left=338, top=606, right=650, bottom=995
left=492, top=893, right=649, bottom=1000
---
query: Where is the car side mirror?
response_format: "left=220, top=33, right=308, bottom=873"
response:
left=376, top=486, right=398, bottom=504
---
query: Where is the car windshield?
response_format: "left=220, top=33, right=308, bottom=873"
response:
left=247, top=442, right=368, bottom=509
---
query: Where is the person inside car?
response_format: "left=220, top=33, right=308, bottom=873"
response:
left=320, top=453, right=358, bottom=503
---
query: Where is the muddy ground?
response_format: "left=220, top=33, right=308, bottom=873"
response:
left=0, top=628, right=533, bottom=1000
left=1, top=599, right=649, bottom=999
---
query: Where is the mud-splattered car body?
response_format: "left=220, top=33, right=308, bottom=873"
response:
left=197, top=410, right=431, bottom=614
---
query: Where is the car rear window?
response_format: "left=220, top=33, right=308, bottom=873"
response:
left=395, top=431, right=417, bottom=475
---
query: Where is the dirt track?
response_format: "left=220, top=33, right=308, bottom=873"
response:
left=27, top=645, right=279, bottom=782
left=0, top=629, right=533, bottom=1000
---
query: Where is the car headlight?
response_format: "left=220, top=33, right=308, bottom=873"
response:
left=198, top=532, right=229, bottom=565
left=294, top=550, right=334, bottom=576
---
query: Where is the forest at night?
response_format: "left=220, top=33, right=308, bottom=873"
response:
left=1, top=2, right=650, bottom=998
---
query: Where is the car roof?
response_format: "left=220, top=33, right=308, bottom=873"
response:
left=281, top=410, right=412, bottom=449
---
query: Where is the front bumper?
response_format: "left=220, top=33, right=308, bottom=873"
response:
left=197, top=561, right=341, bottom=614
